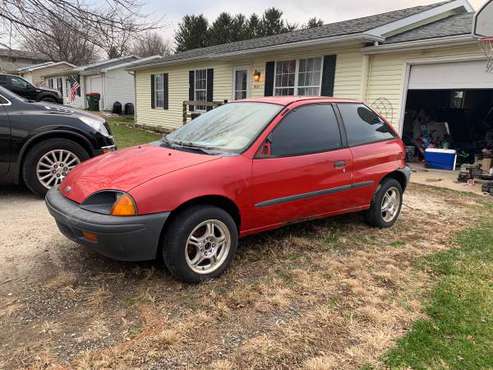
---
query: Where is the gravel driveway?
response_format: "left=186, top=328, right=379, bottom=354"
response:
left=0, top=183, right=488, bottom=369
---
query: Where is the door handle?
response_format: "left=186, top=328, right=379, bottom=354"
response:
left=333, top=160, right=346, bottom=169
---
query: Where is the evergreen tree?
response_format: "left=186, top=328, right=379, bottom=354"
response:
left=304, top=17, right=324, bottom=29
left=175, top=15, right=209, bottom=52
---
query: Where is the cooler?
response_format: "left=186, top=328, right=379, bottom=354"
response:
left=424, top=148, right=457, bottom=170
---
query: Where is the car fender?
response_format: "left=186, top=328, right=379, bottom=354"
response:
left=14, top=129, right=95, bottom=183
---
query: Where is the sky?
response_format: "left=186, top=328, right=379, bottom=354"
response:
left=146, top=0, right=486, bottom=44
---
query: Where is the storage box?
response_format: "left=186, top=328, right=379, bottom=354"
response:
left=424, top=148, right=457, bottom=170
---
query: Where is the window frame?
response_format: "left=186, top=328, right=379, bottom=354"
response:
left=0, top=94, right=12, bottom=106
left=194, top=69, right=208, bottom=112
left=273, top=57, right=324, bottom=97
left=334, top=103, right=398, bottom=148
left=153, top=74, right=165, bottom=109
left=258, top=103, right=345, bottom=159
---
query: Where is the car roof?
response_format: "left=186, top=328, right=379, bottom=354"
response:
left=239, top=96, right=363, bottom=106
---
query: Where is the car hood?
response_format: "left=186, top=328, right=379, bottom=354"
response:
left=60, top=144, right=222, bottom=203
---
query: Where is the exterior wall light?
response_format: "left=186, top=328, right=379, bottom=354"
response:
left=253, top=70, right=261, bottom=82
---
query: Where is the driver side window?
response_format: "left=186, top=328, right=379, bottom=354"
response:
left=260, top=104, right=343, bottom=158
left=9, top=77, right=30, bottom=89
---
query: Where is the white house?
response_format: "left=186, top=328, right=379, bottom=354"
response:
left=44, top=56, right=143, bottom=111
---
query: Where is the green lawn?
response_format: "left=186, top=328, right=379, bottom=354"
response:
left=383, top=204, right=493, bottom=370
left=107, top=116, right=161, bottom=149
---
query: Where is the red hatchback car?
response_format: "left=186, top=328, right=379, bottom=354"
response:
left=46, top=97, right=410, bottom=283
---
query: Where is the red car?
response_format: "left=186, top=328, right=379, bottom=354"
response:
left=46, top=97, right=410, bottom=283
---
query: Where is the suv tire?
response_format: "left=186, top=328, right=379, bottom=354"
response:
left=365, top=178, right=403, bottom=228
left=22, top=138, right=89, bottom=197
left=162, top=205, right=238, bottom=283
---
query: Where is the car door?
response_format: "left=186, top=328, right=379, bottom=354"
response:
left=0, top=94, right=11, bottom=175
left=336, top=103, right=401, bottom=208
left=249, top=103, right=353, bottom=230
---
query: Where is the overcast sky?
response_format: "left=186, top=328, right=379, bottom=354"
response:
left=148, top=0, right=486, bottom=43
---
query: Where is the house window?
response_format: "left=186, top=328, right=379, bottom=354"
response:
left=154, top=74, right=165, bottom=108
left=194, top=69, right=207, bottom=111
left=274, top=57, right=323, bottom=96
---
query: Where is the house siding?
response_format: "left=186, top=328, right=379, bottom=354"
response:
left=135, top=46, right=366, bottom=130
left=366, top=43, right=483, bottom=131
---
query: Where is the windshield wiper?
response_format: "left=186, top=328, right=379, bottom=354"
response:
left=166, top=140, right=219, bottom=154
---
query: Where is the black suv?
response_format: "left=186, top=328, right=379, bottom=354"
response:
left=0, top=86, right=115, bottom=196
left=0, top=74, right=63, bottom=104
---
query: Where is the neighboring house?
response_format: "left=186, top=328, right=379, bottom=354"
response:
left=17, top=61, right=76, bottom=87
left=128, top=0, right=492, bottom=154
left=45, top=56, right=140, bottom=110
left=0, top=48, right=47, bottom=73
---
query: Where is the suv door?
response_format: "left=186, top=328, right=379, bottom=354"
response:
left=249, top=103, right=353, bottom=229
left=6, top=76, right=37, bottom=100
left=0, top=94, right=11, bottom=175
left=336, top=103, right=400, bottom=208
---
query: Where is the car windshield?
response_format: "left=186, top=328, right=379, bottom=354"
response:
left=165, top=102, right=283, bottom=153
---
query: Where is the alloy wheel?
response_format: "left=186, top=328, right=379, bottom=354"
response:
left=36, top=149, right=80, bottom=189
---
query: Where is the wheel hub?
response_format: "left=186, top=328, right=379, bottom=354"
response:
left=36, top=149, right=80, bottom=190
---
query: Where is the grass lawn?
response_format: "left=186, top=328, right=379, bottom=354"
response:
left=107, top=116, right=161, bottom=149
left=383, top=204, right=493, bottom=370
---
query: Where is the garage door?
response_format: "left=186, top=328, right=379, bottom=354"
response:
left=409, top=60, right=493, bottom=90
left=86, top=75, right=102, bottom=94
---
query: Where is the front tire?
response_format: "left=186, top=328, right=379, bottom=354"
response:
left=162, top=205, right=238, bottom=283
left=22, top=138, right=89, bottom=197
left=365, top=178, right=403, bottom=228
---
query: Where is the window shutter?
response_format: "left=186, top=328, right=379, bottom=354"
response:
left=264, top=61, right=275, bottom=96
left=206, top=68, right=214, bottom=111
left=150, top=74, right=155, bottom=109
left=163, top=73, right=169, bottom=110
left=321, top=55, right=337, bottom=96
left=189, top=71, right=194, bottom=112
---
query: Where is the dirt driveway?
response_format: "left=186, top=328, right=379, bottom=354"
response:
left=0, top=184, right=488, bottom=369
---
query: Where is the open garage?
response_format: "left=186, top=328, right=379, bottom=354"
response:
left=402, top=60, right=493, bottom=166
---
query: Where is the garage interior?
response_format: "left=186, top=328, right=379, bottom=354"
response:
left=401, top=60, right=493, bottom=194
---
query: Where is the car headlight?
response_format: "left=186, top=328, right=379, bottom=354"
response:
left=80, top=191, right=137, bottom=216
left=79, top=116, right=111, bottom=137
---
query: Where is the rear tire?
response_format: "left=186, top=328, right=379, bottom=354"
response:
left=162, top=205, right=238, bottom=283
left=22, top=138, right=89, bottom=197
left=365, top=178, right=403, bottom=228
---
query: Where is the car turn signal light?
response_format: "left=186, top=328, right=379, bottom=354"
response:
left=111, top=193, right=137, bottom=216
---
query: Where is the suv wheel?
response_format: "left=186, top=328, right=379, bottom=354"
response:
left=365, top=178, right=403, bottom=228
left=22, top=138, right=89, bottom=196
left=162, top=205, right=238, bottom=283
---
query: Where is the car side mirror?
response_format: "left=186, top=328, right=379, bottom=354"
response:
left=256, top=136, right=272, bottom=158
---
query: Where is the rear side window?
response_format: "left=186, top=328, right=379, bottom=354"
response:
left=338, top=104, right=395, bottom=146
left=0, top=95, right=8, bottom=104
left=270, top=104, right=342, bottom=157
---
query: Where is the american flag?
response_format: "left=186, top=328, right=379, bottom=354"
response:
left=69, top=77, right=80, bottom=102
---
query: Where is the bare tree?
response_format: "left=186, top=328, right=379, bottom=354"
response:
left=0, top=0, right=157, bottom=53
left=20, top=17, right=97, bottom=64
left=131, top=31, right=171, bottom=57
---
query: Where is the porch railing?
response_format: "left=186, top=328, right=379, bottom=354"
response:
left=182, top=100, right=228, bottom=124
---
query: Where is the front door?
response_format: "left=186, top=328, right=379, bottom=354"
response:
left=249, top=103, right=353, bottom=231
left=233, top=67, right=249, bottom=100
left=0, top=95, right=11, bottom=175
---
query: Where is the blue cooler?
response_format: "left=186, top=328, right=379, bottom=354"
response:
left=424, top=148, right=457, bottom=170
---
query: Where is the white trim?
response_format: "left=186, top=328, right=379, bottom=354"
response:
left=232, top=66, right=251, bottom=100
left=362, top=35, right=477, bottom=54
left=367, top=0, right=472, bottom=38
left=76, top=56, right=138, bottom=72
left=102, top=56, right=159, bottom=72
left=473, top=0, right=493, bottom=37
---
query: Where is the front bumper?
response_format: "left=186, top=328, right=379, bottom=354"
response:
left=45, top=188, right=169, bottom=261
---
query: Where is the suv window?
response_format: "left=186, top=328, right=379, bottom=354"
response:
left=338, top=104, right=395, bottom=146
left=8, top=76, right=30, bottom=89
left=269, top=104, right=342, bottom=157
left=0, top=95, right=9, bottom=105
